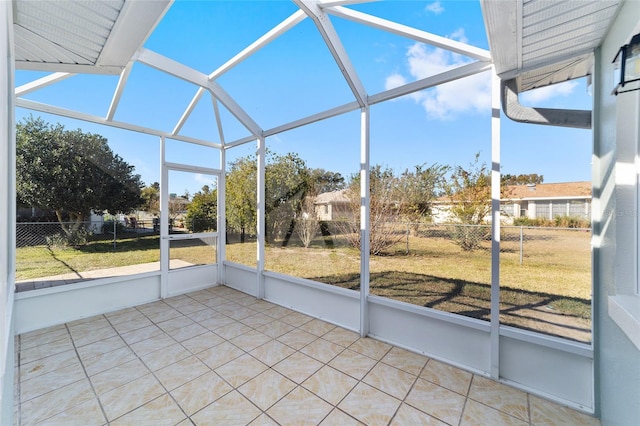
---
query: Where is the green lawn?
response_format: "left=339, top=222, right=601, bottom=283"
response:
left=16, top=227, right=591, bottom=342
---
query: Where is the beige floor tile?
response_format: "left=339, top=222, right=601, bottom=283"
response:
left=461, top=399, right=529, bottom=426
left=530, top=395, right=601, bottom=426
left=20, top=336, right=74, bottom=364
left=277, top=328, right=318, bottom=350
left=213, top=322, right=254, bottom=339
left=381, top=346, right=429, bottom=376
left=302, top=365, right=358, bottom=405
left=267, top=386, right=333, bottom=425
left=300, top=337, right=345, bottom=363
left=98, top=373, right=165, bottom=421
left=175, top=301, right=208, bottom=315
left=20, top=378, right=95, bottom=426
left=338, top=382, right=401, bottom=425
left=181, top=331, right=224, bottom=354
left=280, top=311, right=314, bottom=327
left=155, top=355, right=211, bottom=391
left=104, top=307, right=145, bottom=324
left=70, top=324, right=118, bottom=347
left=110, top=393, right=186, bottom=425
left=215, top=353, right=268, bottom=388
left=256, top=320, right=295, bottom=338
left=273, top=351, right=323, bottom=384
left=197, top=341, right=245, bottom=370
left=157, top=315, right=195, bottom=332
left=171, top=371, right=232, bottom=416
left=19, top=327, right=69, bottom=350
left=67, top=316, right=110, bottom=334
left=469, top=375, right=529, bottom=421
left=420, top=359, right=473, bottom=395
left=328, top=349, right=377, bottom=380
left=31, top=396, right=106, bottom=426
left=76, top=335, right=126, bottom=362
left=226, top=305, right=259, bottom=321
left=405, top=378, right=466, bottom=426
left=90, top=358, right=149, bottom=395
left=263, top=305, right=294, bottom=319
left=143, top=306, right=183, bottom=323
left=239, top=312, right=274, bottom=328
left=19, top=324, right=66, bottom=341
left=19, top=349, right=79, bottom=382
left=165, top=322, right=209, bottom=342
left=322, top=327, right=360, bottom=347
left=191, top=390, right=261, bottom=426
left=199, top=314, right=237, bottom=331
left=138, top=343, right=190, bottom=371
left=20, top=362, right=86, bottom=402
left=186, top=307, right=220, bottom=322
left=299, top=318, right=337, bottom=337
left=129, top=332, right=176, bottom=357
left=320, top=408, right=364, bottom=425
left=245, top=299, right=277, bottom=313
left=120, top=324, right=164, bottom=345
left=248, top=413, right=280, bottom=425
left=111, top=315, right=153, bottom=334
left=230, top=329, right=273, bottom=352
left=390, top=403, right=447, bottom=426
left=363, top=362, right=417, bottom=400
left=349, top=337, right=393, bottom=360
left=83, top=346, right=137, bottom=377
left=238, top=368, right=297, bottom=410
left=249, top=339, right=296, bottom=366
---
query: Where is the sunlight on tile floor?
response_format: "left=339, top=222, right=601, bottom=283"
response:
left=14, top=286, right=600, bottom=425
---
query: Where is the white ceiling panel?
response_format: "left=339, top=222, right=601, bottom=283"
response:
left=482, top=0, right=623, bottom=92
left=13, top=0, right=171, bottom=74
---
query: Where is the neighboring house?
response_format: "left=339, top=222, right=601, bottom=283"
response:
left=432, top=181, right=591, bottom=224
left=501, top=181, right=591, bottom=221
left=314, top=189, right=351, bottom=221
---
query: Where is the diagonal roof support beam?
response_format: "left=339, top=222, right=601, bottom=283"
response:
left=294, top=0, right=368, bottom=107
left=14, top=72, right=75, bottom=97
left=136, top=48, right=263, bottom=138
left=107, top=60, right=134, bottom=121
left=325, top=6, right=491, bottom=61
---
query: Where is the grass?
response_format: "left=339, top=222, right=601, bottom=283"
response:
left=16, top=227, right=591, bottom=342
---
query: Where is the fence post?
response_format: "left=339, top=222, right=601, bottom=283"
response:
left=113, top=217, right=117, bottom=249
left=406, top=223, right=410, bottom=254
left=520, top=226, right=523, bottom=265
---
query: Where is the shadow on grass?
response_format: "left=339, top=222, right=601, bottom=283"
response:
left=311, top=270, right=591, bottom=343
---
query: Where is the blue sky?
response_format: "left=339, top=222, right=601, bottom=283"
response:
left=15, top=0, right=593, bottom=197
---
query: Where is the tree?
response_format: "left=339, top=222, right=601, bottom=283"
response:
left=140, top=182, right=160, bottom=215
left=397, top=163, right=449, bottom=233
left=226, top=155, right=257, bottom=243
left=185, top=185, right=217, bottom=232
left=444, top=153, right=491, bottom=250
left=502, top=173, right=544, bottom=186
left=340, top=165, right=406, bottom=255
left=308, top=168, right=345, bottom=194
left=16, top=117, right=143, bottom=239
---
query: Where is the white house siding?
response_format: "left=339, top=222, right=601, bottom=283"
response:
left=593, top=1, right=640, bottom=423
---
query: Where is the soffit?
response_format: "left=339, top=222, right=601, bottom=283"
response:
left=13, top=0, right=172, bottom=74
left=481, top=0, right=622, bottom=92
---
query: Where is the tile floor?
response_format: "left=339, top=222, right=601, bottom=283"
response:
left=14, top=285, right=600, bottom=425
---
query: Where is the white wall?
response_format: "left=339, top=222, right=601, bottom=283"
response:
left=593, top=1, right=640, bottom=423
left=0, top=1, right=15, bottom=423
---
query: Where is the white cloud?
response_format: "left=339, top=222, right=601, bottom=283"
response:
left=194, top=173, right=216, bottom=187
left=385, top=73, right=407, bottom=91
left=519, top=81, right=578, bottom=104
left=425, top=1, right=444, bottom=15
left=389, top=30, right=492, bottom=120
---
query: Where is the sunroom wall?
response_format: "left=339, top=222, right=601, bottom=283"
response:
left=592, top=0, right=640, bottom=423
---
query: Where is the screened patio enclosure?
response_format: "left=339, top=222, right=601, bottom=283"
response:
left=3, top=1, right=640, bottom=424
